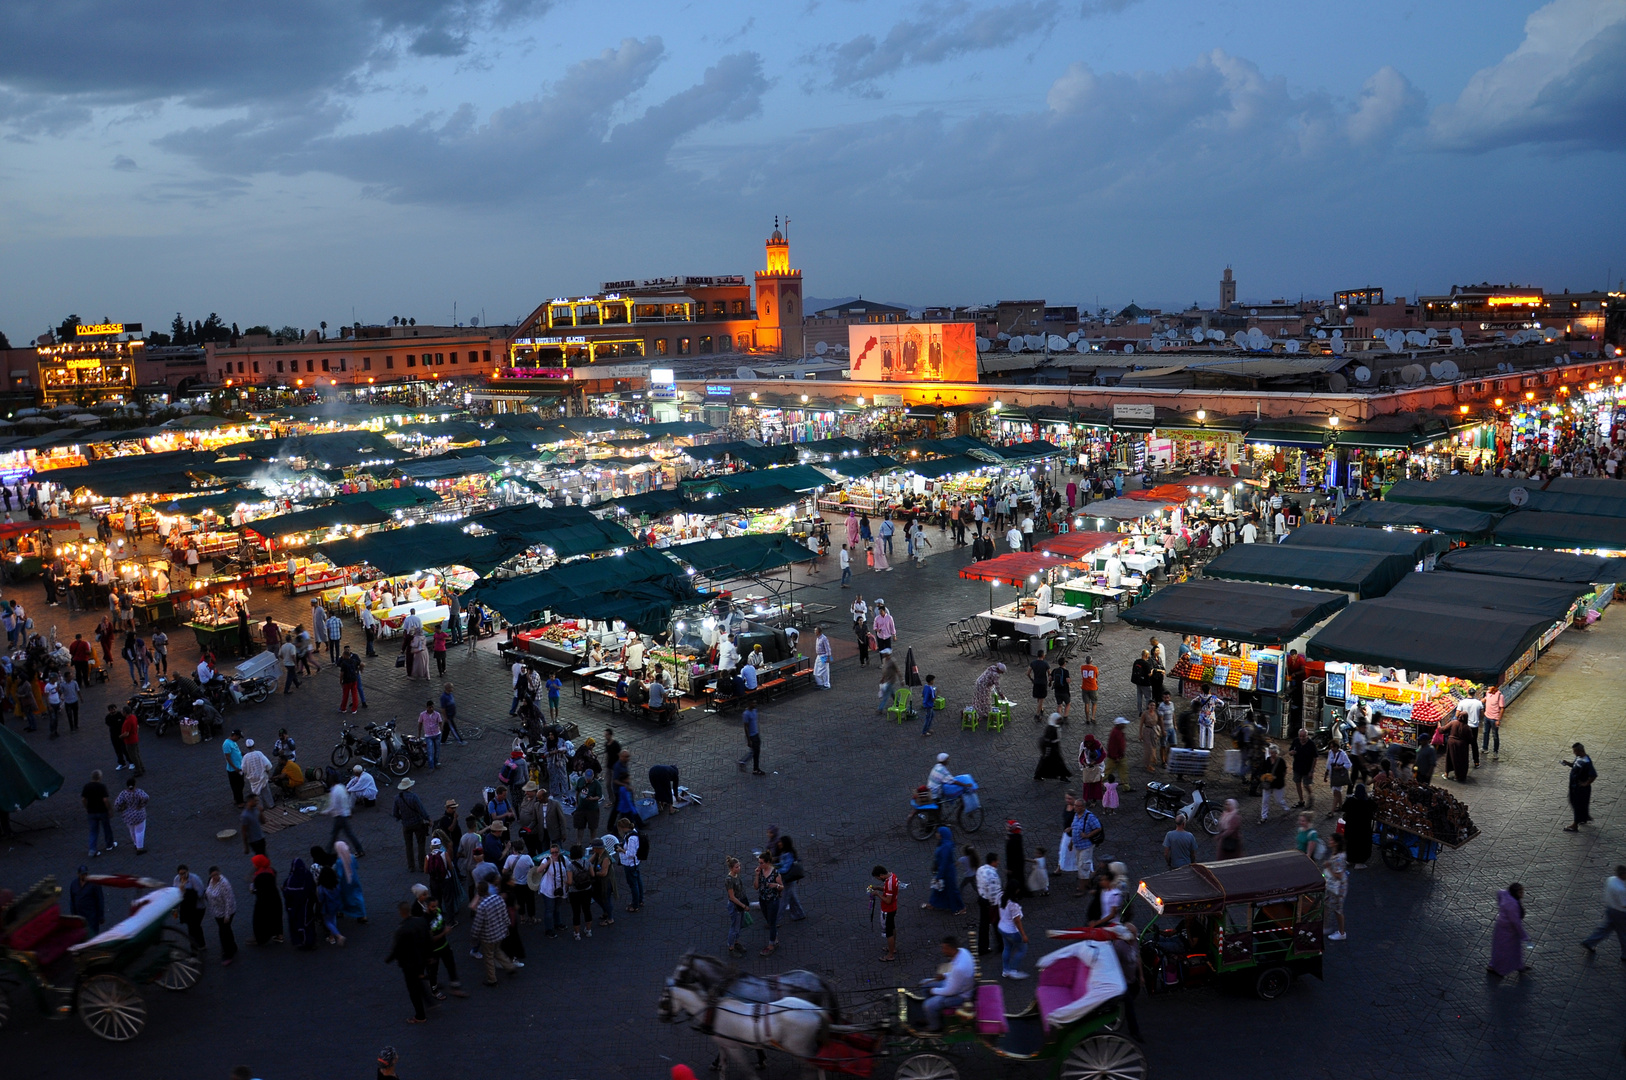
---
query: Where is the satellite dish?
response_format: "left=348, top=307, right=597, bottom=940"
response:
left=1344, top=317, right=1354, bottom=325
left=1285, top=339, right=1300, bottom=353
left=1332, top=338, right=1347, bottom=355
left=1313, top=316, right=1323, bottom=324
left=1449, top=328, right=1464, bottom=345
left=1327, top=372, right=1348, bottom=392
left=1025, top=334, right=1044, bottom=350
left=996, top=332, right=1010, bottom=341
left=1406, top=331, right=1428, bottom=346
left=1008, top=338, right=1025, bottom=352
left=814, top=341, right=829, bottom=356
left=1428, top=362, right=1443, bottom=379
left=1438, top=360, right=1460, bottom=380
left=1066, top=332, right=1079, bottom=343
left=1402, top=364, right=1426, bottom=384
left=1048, top=335, right=1068, bottom=351
left=1331, top=328, right=1342, bottom=338
left=1386, top=332, right=1406, bottom=353
left=1232, top=331, right=1248, bottom=346
left=1151, top=339, right=1164, bottom=351
left=1208, top=329, right=1225, bottom=342
left=737, top=366, right=757, bottom=379
left=975, top=336, right=990, bottom=352
left=1249, top=308, right=1258, bottom=316
left=1352, top=365, right=1371, bottom=383
left=1425, top=327, right=1438, bottom=339
left=1315, top=329, right=1327, bottom=340
left=469, top=316, right=480, bottom=326
left=1077, top=340, right=1090, bottom=353
left=1509, top=487, right=1529, bottom=507
left=907, top=310, right=923, bottom=320
left=1123, top=344, right=1134, bottom=354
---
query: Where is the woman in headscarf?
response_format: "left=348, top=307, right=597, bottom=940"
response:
left=926, top=826, right=965, bottom=914
left=1487, top=883, right=1530, bottom=977
left=1442, top=714, right=1472, bottom=783
left=1003, top=820, right=1030, bottom=900
left=281, top=857, right=318, bottom=950
left=1138, top=701, right=1161, bottom=774
left=408, top=628, right=430, bottom=681
left=334, top=840, right=367, bottom=922
left=845, top=508, right=860, bottom=550
left=1034, top=716, right=1072, bottom=781
left=1078, top=734, right=1106, bottom=806
left=1340, top=784, right=1375, bottom=868
left=972, top=663, right=1006, bottom=719
left=249, top=854, right=282, bottom=945
left=310, top=846, right=345, bottom=946
left=545, top=734, right=571, bottom=802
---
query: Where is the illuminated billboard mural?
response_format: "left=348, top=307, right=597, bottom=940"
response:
left=848, top=322, right=976, bottom=383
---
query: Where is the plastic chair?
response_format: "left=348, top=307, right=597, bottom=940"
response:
left=961, top=706, right=980, bottom=731
left=988, top=697, right=1011, bottom=732
left=886, top=686, right=912, bottom=724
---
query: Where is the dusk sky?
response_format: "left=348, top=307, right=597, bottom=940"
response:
left=2, top=0, right=1623, bottom=341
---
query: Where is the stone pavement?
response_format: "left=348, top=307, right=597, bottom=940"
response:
left=0, top=517, right=1622, bottom=1080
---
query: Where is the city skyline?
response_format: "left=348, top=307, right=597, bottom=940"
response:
left=2, top=0, right=1623, bottom=342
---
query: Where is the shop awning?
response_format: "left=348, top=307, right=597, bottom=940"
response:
left=819, top=455, right=899, bottom=479
left=160, top=489, right=259, bottom=516
left=902, top=454, right=984, bottom=480
left=468, top=504, right=637, bottom=560
left=396, top=453, right=501, bottom=480
left=904, top=404, right=942, bottom=420
left=463, top=548, right=698, bottom=634
left=393, top=421, right=491, bottom=441
left=1036, top=531, right=1122, bottom=558
left=687, top=485, right=804, bottom=515
left=1203, top=544, right=1416, bottom=598
left=1242, top=424, right=1332, bottom=450
left=314, top=523, right=531, bottom=577
left=1281, top=522, right=1450, bottom=561
left=959, top=553, right=1076, bottom=586
left=1119, top=580, right=1349, bottom=645
left=1386, top=475, right=1626, bottom=518
left=231, top=431, right=402, bottom=467
left=1333, top=500, right=1502, bottom=538
left=332, top=486, right=440, bottom=511
left=1436, top=546, right=1626, bottom=584
left=1492, top=511, right=1626, bottom=553
left=0, top=518, right=82, bottom=540
left=899, top=435, right=997, bottom=459
left=244, top=503, right=392, bottom=539
left=797, top=436, right=868, bottom=457
left=606, top=489, right=692, bottom=518
left=1077, top=496, right=1179, bottom=521
left=1385, top=572, right=1590, bottom=621
left=980, top=440, right=1064, bottom=463
left=666, top=534, right=812, bottom=578
left=684, top=441, right=799, bottom=468
left=640, top=422, right=719, bottom=439
left=1307, top=599, right=1554, bottom=683
left=690, top=464, right=831, bottom=494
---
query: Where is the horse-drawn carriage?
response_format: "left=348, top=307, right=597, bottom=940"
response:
left=660, top=936, right=1146, bottom=1080
left=0, top=875, right=202, bottom=1039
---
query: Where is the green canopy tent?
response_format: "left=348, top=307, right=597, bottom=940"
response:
left=314, top=523, right=532, bottom=577
left=467, top=504, right=637, bottom=560
left=332, top=486, right=440, bottom=511
left=899, top=435, right=997, bottom=459
left=396, top=453, right=501, bottom=480
left=605, top=489, right=692, bottom=518
left=682, top=464, right=831, bottom=494
left=902, top=454, right=985, bottom=480
left=230, top=431, right=403, bottom=468
left=686, top=485, right=805, bottom=516
left=1435, top=546, right=1626, bottom=584
left=818, top=455, right=899, bottom=479
left=684, top=441, right=800, bottom=468
left=464, top=548, right=699, bottom=634
left=1202, top=543, right=1416, bottom=599
left=0, top=723, right=66, bottom=816
left=1118, top=580, right=1348, bottom=645
left=640, top=421, right=718, bottom=439
left=664, top=534, right=812, bottom=579
left=1307, top=599, right=1554, bottom=684
left=1492, top=511, right=1626, bottom=552
left=1384, top=572, right=1590, bottom=621
left=1280, top=522, right=1450, bottom=561
left=1385, top=476, right=1626, bottom=518
left=242, top=502, right=393, bottom=541
left=1333, top=500, right=1502, bottom=539
left=795, top=436, right=867, bottom=457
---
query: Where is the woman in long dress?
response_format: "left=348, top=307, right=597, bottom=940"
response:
left=1138, top=703, right=1161, bottom=773
left=1034, top=717, right=1072, bottom=781
left=281, top=858, right=318, bottom=950
left=1078, top=734, right=1106, bottom=805
left=334, top=840, right=367, bottom=922
left=249, top=855, right=282, bottom=945
left=972, top=663, right=1006, bottom=718
left=1340, top=784, right=1375, bottom=867
left=1487, top=883, right=1530, bottom=977
left=408, top=629, right=430, bottom=680
left=310, top=847, right=344, bottom=946
left=926, top=826, right=966, bottom=914
left=1443, top=717, right=1472, bottom=783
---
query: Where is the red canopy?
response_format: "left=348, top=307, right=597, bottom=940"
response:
left=1037, top=531, right=1121, bottom=558
left=0, top=518, right=81, bottom=540
left=959, top=552, right=1076, bottom=586
left=1124, top=485, right=1191, bottom=503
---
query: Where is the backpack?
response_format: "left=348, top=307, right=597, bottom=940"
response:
left=498, top=759, right=521, bottom=787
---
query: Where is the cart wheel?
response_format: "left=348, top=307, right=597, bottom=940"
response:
left=906, top=812, right=936, bottom=842
left=157, top=929, right=203, bottom=991
left=896, top=1052, right=959, bottom=1080
left=1058, top=1034, right=1147, bottom=1080
left=330, top=745, right=352, bottom=768
left=1254, top=966, right=1292, bottom=1000
left=78, top=974, right=147, bottom=1041
left=1199, top=805, right=1222, bottom=835
left=959, top=805, right=985, bottom=833
left=1381, top=843, right=1412, bottom=871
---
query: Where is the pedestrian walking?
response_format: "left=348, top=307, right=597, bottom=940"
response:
left=1487, top=882, right=1531, bottom=977
left=1260, top=744, right=1288, bottom=821
left=1562, top=743, right=1597, bottom=832
left=1579, top=865, right=1626, bottom=961
left=974, top=853, right=1001, bottom=955
left=205, top=865, right=238, bottom=965
left=876, top=653, right=899, bottom=715
left=240, top=794, right=267, bottom=856
left=326, top=611, right=343, bottom=663
left=439, top=682, right=465, bottom=744
left=813, top=626, right=832, bottom=689
left=997, top=888, right=1028, bottom=979
left=82, top=769, right=117, bottom=857
left=113, top=776, right=149, bottom=853
left=338, top=647, right=362, bottom=713
left=1034, top=716, right=1071, bottom=780
left=1323, top=834, right=1349, bottom=940
left=724, top=855, right=751, bottom=956
left=773, top=834, right=804, bottom=921
left=418, top=701, right=442, bottom=770
left=617, top=817, right=645, bottom=912
left=1483, top=684, right=1504, bottom=759
left=282, top=857, right=318, bottom=950
left=839, top=544, right=851, bottom=587
left=174, top=865, right=207, bottom=950
left=248, top=853, right=282, bottom=945
left=423, top=894, right=467, bottom=997
left=222, top=729, right=246, bottom=806
left=278, top=635, right=299, bottom=693
left=120, top=706, right=145, bottom=777
left=322, top=777, right=366, bottom=853
left=385, top=901, right=434, bottom=1022
left=1161, top=814, right=1198, bottom=869
left=1216, top=799, right=1243, bottom=860
left=1324, top=741, right=1352, bottom=818
left=737, top=705, right=764, bottom=775
left=241, top=739, right=273, bottom=808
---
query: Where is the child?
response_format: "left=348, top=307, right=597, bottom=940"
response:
left=1102, top=771, right=1120, bottom=813
left=545, top=674, right=563, bottom=722
left=921, top=674, right=939, bottom=736
left=1026, top=846, right=1050, bottom=896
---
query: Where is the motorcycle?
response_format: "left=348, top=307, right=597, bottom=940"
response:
left=219, top=674, right=275, bottom=707
left=330, top=721, right=409, bottom=777
left=1143, top=777, right=1221, bottom=834
left=127, top=693, right=172, bottom=737
left=906, top=773, right=984, bottom=840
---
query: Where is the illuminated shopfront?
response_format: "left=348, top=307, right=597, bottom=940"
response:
left=37, top=322, right=142, bottom=404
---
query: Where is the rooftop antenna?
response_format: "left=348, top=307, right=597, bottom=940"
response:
left=784, top=216, right=791, bottom=239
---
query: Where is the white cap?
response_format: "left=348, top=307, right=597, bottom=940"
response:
left=936, top=752, right=950, bottom=763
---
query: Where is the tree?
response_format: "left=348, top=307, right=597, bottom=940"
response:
left=319, top=320, right=327, bottom=340
left=408, top=317, right=415, bottom=326
left=243, top=325, right=271, bottom=336
left=146, top=331, right=172, bottom=346
left=0, top=329, right=10, bottom=350
left=58, top=314, right=82, bottom=341
left=171, top=312, right=188, bottom=343
left=273, top=325, right=304, bottom=342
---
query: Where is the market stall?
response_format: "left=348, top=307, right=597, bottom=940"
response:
left=959, top=553, right=1091, bottom=652
left=1491, top=511, right=1626, bottom=555
left=1333, top=500, right=1501, bottom=541
left=1203, top=543, right=1416, bottom=600
left=1280, top=522, right=1451, bottom=566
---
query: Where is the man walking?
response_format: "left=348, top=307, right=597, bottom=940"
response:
left=321, top=774, right=365, bottom=854
left=1290, top=728, right=1317, bottom=810
left=278, top=634, right=299, bottom=693
left=82, top=769, right=117, bottom=857
left=394, top=777, right=431, bottom=870
left=1482, top=685, right=1503, bottom=761
left=471, top=879, right=522, bottom=985
left=737, top=705, right=765, bottom=775
left=338, top=647, right=362, bottom=714
left=974, top=853, right=1002, bottom=956
left=839, top=544, right=851, bottom=588
left=1162, top=814, right=1198, bottom=869
left=1580, top=865, right=1626, bottom=961
left=384, top=901, right=434, bottom=1023
left=325, top=609, right=343, bottom=663
left=417, top=699, right=442, bottom=770
left=1260, top=744, right=1289, bottom=821
left=1562, top=743, right=1597, bottom=832
left=120, top=705, right=145, bottom=778
left=222, top=729, right=245, bottom=806
left=868, top=865, right=900, bottom=962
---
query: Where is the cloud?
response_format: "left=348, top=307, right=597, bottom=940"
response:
left=814, top=2, right=1062, bottom=95
left=0, top=1, right=554, bottom=130
left=155, top=41, right=770, bottom=207
left=1430, top=0, right=1626, bottom=151
left=1346, top=66, right=1425, bottom=145
left=112, top=155, right=138, bottom=171
left=1079, top=0, right=1142, bottom=13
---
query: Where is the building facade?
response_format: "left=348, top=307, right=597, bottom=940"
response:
left=206, top=325, right=512, bottom=389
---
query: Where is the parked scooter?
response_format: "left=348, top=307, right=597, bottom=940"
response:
left=1143, top=777, right=1221, bottom=834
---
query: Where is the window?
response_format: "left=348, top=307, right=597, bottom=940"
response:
left=698, top=335, right=712, bottom=353
left=713, top=301, right=726, bottom=317
left=252, top=362, right=259, bottom=374
left=678, top=337, right=691, bottom=355
left=435, top=353, right=444, bottom=365
left=483, top=350, right=491, bottom=363
left=719, top=334, right=732, bottom=352
left=237, top=362, right=244, bottom=373
left=363, top=356, right=372, bottom=371
left=321, top=358, right=330, bottom=371
left=731, top=300, right=745, bottom=316
left=450, top=352, right=459, bottom=364
left=306, top=359, right=315, bottom=373
left=339, top=357, right=346, bottom=371
left=407, top=355, right=417, bottom=367
left=386, top=356, right=395, bottom=370
left=654, top=338, right=669, bottom=355
left=277, top=361, right=284, bottom=373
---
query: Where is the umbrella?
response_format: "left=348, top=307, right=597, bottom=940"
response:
left=0, top=724, right=66, bottom=813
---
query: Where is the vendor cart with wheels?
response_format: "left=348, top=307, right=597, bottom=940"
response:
left=0, top=876, right=201, bottom=1040
left=1373, top=818, right=1477, bottom=871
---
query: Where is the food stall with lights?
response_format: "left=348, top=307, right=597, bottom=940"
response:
left=959, top=553, right=1093, bottom=654
left=1240, top=422, right=1334, bottom=493
left=1, top=518, right=84, bottom=580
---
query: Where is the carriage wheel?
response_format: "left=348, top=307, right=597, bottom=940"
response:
left=0, top=977, right=15, bottom=1030
left=157, top=929, right=203, bottom=991
left=78, top=974, right=147, bottom=1041
left=895, top=1052, right=959, bottom=1080
left=1058, top=1034, right=1147, bottom=1080
left=1381, top=843, right=1413, bottom=871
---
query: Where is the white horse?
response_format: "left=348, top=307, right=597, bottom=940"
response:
left=658, top=979, right=828, bottom=1078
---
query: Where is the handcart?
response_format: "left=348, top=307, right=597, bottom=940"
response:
left=1373, top=818, right=1478, bottom=871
